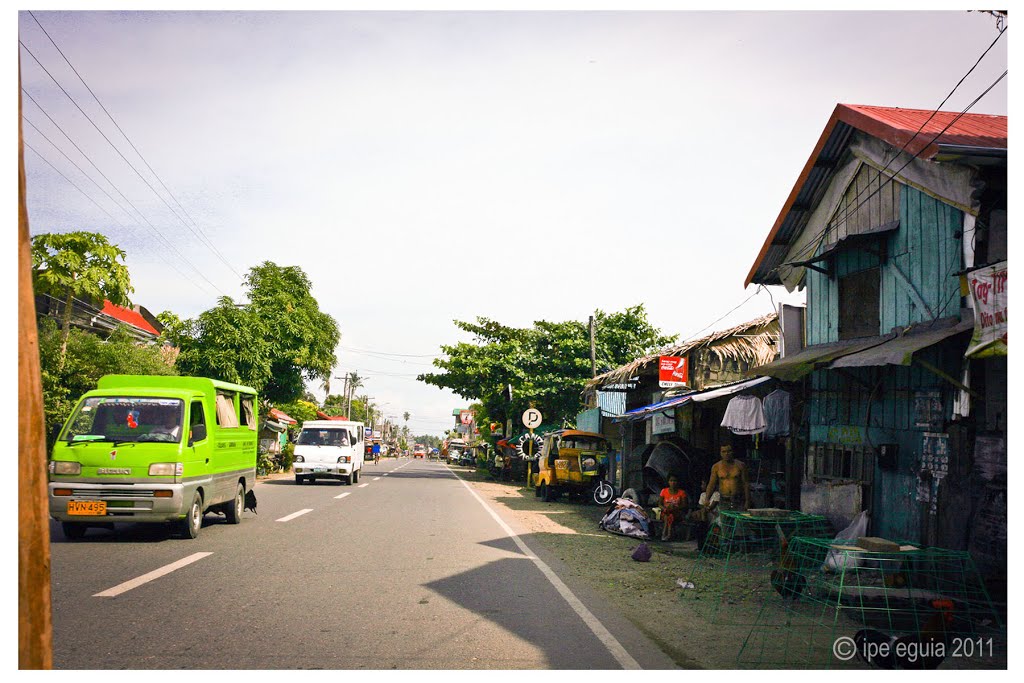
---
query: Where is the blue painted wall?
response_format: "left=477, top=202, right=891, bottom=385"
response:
left=806, top=184, right=964, bottom=345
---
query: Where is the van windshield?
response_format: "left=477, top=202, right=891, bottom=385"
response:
left=297, top=429, right=350, bottom=447
left=63, top=397, right=185, bottom=444
left=559, top=435, right=609, bottom=451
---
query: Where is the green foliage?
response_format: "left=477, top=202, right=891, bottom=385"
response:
left=321, top=393, right=348, bottom=417
left=419, top=305, right=675, bottom=432
left=277, top=442, right=296, bottom=473
left=170, top=262, right=340, bottom=404
left=274, top=399, right=319, bottom=429
left=38, top=318, right=176, bottom=448
left=31, top=231, right=133, bottom=307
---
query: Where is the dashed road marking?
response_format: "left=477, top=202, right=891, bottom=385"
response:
left=276, top=509, right=313, bottom=522
left=373, top=477, right=381, bottom=481
left=334, top=492, right=351, bottom=500
left=94, top=552, right=213, bottom=598
left=358, top=483, right=369, bottom=488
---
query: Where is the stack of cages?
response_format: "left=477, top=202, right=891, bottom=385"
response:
left=678, top=509, right=833, bottom=630
left=736, top=537, right=1007, bottom=669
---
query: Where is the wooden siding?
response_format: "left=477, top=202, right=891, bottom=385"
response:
left=806, top=182, right=963, bottom=345
left=832, top=162, right=902, bottom=242
left=881, top=186, right=963, bottom=331
left=807, top=341, right=964, bottom=543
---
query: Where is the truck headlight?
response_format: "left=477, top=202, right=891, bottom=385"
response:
left=294, top=455, right=304, bottom=463
left=338, top=456, right=350, bottom=463
left=148, top=462, right=183, bottom=476
left=49, top=461, right=81, bottom=475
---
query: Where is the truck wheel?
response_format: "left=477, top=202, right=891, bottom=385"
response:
left=295, top=475, right=304, bottom=485
left=180, top=491, right=203, bottom=539
left=225, top=483, right=244, bottom=524
left=352, top=469, right=359, bottom=484
left=540, top=481, right=554, bottom=502
left=61, top=522, right=87, bottom=540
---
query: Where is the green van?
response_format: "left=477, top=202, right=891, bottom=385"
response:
left=48, top=375, right=258, bottom=540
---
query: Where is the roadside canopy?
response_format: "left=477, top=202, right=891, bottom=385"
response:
left=831, top=315, right=974, bottom=368
left=614, top=376, right=772, bottom=423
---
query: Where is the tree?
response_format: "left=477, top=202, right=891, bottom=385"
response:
left=38, top=318, right=176, bottom=447
left=169, top=262, right=340, bottom=405
left=346, top=372, right=364, bottom=418
left=31, top=231, right=133, bottom=367
left=419, top=305, right=675, bottom=433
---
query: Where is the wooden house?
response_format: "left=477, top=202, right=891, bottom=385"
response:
left=746, top=104, right=1006, bottom=592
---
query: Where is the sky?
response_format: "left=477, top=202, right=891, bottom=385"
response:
left=11, top=5, right=1010, bottom=438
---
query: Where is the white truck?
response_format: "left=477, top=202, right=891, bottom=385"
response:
left=292, top=420, right=365, bottom=485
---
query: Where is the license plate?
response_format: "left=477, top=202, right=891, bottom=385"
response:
left=68, top=500, right=106, bottom=516
left=313, top=467, right=327, bottom=473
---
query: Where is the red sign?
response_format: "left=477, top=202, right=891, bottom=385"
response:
left=659, top=356, right=688, bottom=388
left=459, top=410, right=474, bottom=425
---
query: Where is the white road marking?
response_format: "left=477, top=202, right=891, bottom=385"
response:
left=334, top=492, right=351, bottom=500
left=94, top=552, right=212, bottom=598
left=447, top=470, right=641, bottom=670
left=358, top=483, right=369, bottom=488
left=373, top=477, right=381, bottom=481
left=276, top=508, right=313, bottom=522
left=382, top=473, right=389, bottom=476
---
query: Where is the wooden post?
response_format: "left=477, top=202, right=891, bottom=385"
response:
left=19, top=60, right=54, bottom=670
left=589, top=315, right=597, bottom=378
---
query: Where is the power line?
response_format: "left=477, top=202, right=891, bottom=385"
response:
left=339, top=345, right=438, bottom=358
left=21, top=87, right=226, bottom=296
left=25, top=10, right=242, bottom=280
left=19, top=38, right=243, bottom=283
left=24, top=141, right=209, bottom=294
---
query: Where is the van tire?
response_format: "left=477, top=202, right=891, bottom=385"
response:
left=61, top=522, right=87, bottom=540
left=225, top=483, right=244, bottom=524
left=180, top=491, right=203, bottom=539
left=352, top=469, right=359, bottom=484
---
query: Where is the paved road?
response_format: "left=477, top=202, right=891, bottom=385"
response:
left=49, top=458, right=675, bottom=669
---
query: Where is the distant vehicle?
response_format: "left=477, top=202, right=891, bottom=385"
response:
left=458, top=450, right=475, bottom=467
left=413, top=443, right=426, bottom=459
left=293, top=420, right=365, bottom=485
left=445, top=439, right=467, bottom=464
left=48, top=374, right=258, bottom=540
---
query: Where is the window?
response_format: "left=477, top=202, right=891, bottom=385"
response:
left=240, top=395, right=256, bottom=431
left=190, top=401, right=207, bottom=441
left=838, top=267, right=880, bottom=340
left=215, top=392, right=239, bottom=428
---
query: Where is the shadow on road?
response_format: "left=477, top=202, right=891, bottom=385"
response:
left=48, top=514, right=231, bottom=544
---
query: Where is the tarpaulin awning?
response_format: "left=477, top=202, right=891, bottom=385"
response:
left=750, top=336, right=892, bottom=382
left=261, top=419, right=287, bottom=433
left=269, top=408, right=297, bottom=425
left=831, top=314, right=974, bottom=368
left=614, top=376, right=772, bottom=423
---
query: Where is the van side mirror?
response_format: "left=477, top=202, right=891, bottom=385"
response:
left=189, top=424, right=207, bottom=445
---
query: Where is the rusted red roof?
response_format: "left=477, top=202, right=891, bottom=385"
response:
left=316, top=410, right=348, bottom=421
left=100, top=300, right=160, bottom=336
left=840, top=103, right=1007, bottom=157
left=269, top=408, right=296, bottom=424
left=745, top=103, right=1007, bottom=287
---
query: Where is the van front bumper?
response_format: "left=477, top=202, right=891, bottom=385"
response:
left=294, top=463, right=352, bottom=477
left=48, top=481, right=191, bottom=523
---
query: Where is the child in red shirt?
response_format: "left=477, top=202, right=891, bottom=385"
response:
left=659, top=474, right=688, bottom=541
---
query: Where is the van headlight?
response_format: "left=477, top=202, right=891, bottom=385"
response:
left=294, top=455, right=304, bottom=463
left=49, top=461, right=81, bottom=475
left=148, top=462, right=183, bottom=476
left=338, top=456, right=350, bottom=463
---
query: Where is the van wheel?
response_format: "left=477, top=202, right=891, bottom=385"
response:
left=61, top=522, right=87, bottom=540
left=180, top=491, right=203, bottom=539
left=225, top=483, right=244, bottom=524
left=352, top=469, right=359, bottom=484
left=294, top=476, right=304, bottom=485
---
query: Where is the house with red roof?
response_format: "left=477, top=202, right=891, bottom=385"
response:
left=35, top=293, right=164, bottom=342
left=747, top=104, right=1006, bottom=592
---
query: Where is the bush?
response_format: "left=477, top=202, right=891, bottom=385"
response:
left=275, top=442, right=296, bottom=473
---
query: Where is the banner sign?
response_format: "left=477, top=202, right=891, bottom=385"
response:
left=966, top=261, right=1007, bottom=358
left=652, top=410, right=676, bottom=435
left=459, top=410, right=474, bottom=425
left=658, top=356, right=688, bottom=388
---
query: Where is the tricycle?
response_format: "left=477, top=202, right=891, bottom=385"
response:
left=532, top=429, right=615, bottom=505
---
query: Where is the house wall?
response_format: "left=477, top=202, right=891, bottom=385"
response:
left=806, top=184, right=964, bottom=345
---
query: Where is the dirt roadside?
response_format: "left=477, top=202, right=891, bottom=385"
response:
left=453, top=466, right=779, bottom=669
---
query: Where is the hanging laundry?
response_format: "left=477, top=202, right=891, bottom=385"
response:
left=763, top=388, right=792, bottom=438
left=721, top=395, right=766, bottom=435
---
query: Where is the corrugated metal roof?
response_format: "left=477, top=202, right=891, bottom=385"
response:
left=745, top=103, right=1007, bottom=287
left=100, top=300, right=160, bottom=336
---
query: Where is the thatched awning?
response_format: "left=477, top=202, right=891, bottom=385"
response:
left=584, top=313, right=779, bottom=392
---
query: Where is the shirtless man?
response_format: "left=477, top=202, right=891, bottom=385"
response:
left=703, top=443, right=750, bottom=511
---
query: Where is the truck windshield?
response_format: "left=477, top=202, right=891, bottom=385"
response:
left=63, top=397, right=185, bottom=444
left=297, top=429, right=350, bottom=447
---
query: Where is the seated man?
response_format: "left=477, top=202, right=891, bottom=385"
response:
left=658, top=474, right=688, bottom=541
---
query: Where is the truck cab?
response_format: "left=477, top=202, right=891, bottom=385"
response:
left=293, top=420, right=365, bottom=485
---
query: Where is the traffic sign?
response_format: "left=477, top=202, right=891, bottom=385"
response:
left=522, top=408, right=542, bottom=429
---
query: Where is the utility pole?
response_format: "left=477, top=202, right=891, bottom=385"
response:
left=19, top=60, right=53, bottom=669
left=589, top=315, right=598, bottom=408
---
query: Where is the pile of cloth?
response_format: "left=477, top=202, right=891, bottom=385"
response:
left=599, top=498, right=650, bottom=539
